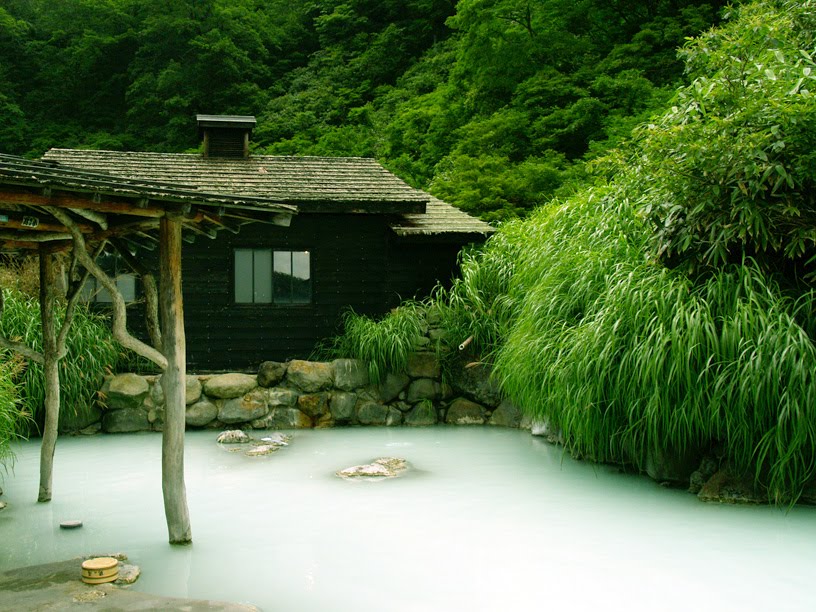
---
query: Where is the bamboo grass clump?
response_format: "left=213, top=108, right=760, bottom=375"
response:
left=0, top=288, right=121, bottom=432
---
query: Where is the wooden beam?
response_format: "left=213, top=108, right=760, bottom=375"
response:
left=201, top=212, right=240, bottom=234
left=0, top=231, right=72, bottom=242
left=0, top=212, right=93, bottom=233
left=1, top=239, right=70, bottom=252
left=38, top=246, right=59, bottom=503
left=0, top=190, right=167, bottom=218
left=159, top=216, right=192, bottom=545
left=68, top=207, right=108, bottom=230
left=223, top=211, right=292, bottom=227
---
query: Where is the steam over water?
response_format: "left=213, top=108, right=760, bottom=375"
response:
left=1, top=428, right=814, bottom=611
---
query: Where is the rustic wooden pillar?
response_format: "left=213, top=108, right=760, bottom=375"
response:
left=38, top=246, right=59, bottom=503
left=159, top=215, right=192, bottom=544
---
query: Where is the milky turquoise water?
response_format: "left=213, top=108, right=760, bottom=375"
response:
left=1, top=427, right=814, bottom=611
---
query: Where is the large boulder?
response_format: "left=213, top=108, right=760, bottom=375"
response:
left=203, top=373, right=258, bottom=399
left=404, top=401, right=438, bottom=426
left=297, top=393, right=330, bottom=418
left=106, top=374, right=149, bottom=410
left=332, top=359, right=369, bottom=391
left=217, top=389, right=268, bottom=424
left=267, top=388, right=299, bottom=408
left=377, top=372, right=410, bottom=403
left=151, top=376, right=201, bottom=405
left=102, top=408, right=149, bottom=433
left=386, top=407, right=403, bottom=426
left=185, top=377, right=202, bottom=405
left=406, top=379, right=439, bottom=403
left=488, top=399, right=522, bottom=428
left=186, top=400, right=218, bottom=427
left=406, top=352, right=441, bottom=379
left=329, top=392, right=357, bottom=422
left=258, top=361, right=288, bottom=387
left=286, top=360, right=333, bottom=392
left=357, top=401, right=389, bottom=425
left=697, top=467, right=765, bottom=504
left=448, top=361, right=502, bottom=407
left=253, top=408, right=312, bottom=429
left=446, top=398, right=485, bottom=425
left=59, top=404, right=103, bottom=434
left=645, top=445, right=705, bottom=486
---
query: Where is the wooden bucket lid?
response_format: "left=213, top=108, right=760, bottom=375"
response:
left=82, top=557, right=118, bottom=571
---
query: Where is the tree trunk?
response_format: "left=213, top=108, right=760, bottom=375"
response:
left=38, top=248, right=59, bottom=503
left=159, top=216, right=192, bottom=544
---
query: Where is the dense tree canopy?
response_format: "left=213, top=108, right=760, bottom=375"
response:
left=0, top=0, right=727, bottom=220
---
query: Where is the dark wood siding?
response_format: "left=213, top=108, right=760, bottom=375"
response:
left=119, top=216, right=479, bottom=372
left=386, top=238, right=466, bottom=302
left=181, top=214, right=396, bottom=371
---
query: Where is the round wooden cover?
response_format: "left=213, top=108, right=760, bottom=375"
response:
left=81, top=557, right=118, bottom=571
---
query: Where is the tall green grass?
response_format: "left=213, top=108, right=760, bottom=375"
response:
left=443, top=188, right=816, bottom=504
left=0, top=288, right=121, bottom=433
left=323, top=303, right=427, bottom=383
left=0, top=355, right=32, bottom=472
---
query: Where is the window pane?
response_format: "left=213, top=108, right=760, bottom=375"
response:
left=273, top=251, right=292, bottom=303
left=291, top=251, right=311, bottom=303
left=234, top=249, right=253, bottom=303
left=116, top=274, right=136, bottom=302
left=80, top=278, right=96, bottom=302
left=253, top=249, right=272, bottom=303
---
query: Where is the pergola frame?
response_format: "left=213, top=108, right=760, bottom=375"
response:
left=0, top=154, right=295, bottom=543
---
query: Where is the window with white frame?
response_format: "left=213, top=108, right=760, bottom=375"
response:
left=234, top=249, right=311, bottom=304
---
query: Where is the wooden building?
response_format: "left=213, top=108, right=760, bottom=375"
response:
left=42, top=116, right=493, bottom=371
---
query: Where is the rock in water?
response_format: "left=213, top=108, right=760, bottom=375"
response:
left=59, top=520, right=82, bottom=529
left=115, top=564, right=141, bottom=585
left=259, top=432, right=291, bottom=446
left=245, top=444, right=280, bottom=457
left=216, top=430, right=251, bottom=444
left=336, top=457, right=409, bottom=479
left=0, top=501, right=7, bottom=511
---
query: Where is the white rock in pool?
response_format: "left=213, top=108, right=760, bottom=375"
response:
left=336, top=457, right=409, bottom=479
left=216, top=430, right=251, bottom=444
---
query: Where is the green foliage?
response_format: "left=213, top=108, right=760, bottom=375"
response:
left=325, top=304, right=426, bottom=383
left=625, top=0, right=816, bottom=272
left=0, top=0, right=724, bottom=220
left=0, top=289, right=120, bottom=432
left=0, top=355, right=31, bottom=473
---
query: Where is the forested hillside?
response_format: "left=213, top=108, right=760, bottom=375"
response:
left=0, top=0, right=726, bottom=220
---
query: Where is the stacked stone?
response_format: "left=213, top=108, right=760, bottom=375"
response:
left=95, top=353, right=522, bottom=433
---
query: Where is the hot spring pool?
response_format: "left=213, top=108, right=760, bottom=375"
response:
left=1, top=427, right=814, bottom=611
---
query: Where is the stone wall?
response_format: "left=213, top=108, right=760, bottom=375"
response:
left=92, top=354, right=523, bottom=434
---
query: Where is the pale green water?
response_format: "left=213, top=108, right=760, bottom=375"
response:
left=0, top=427, right=814, bottom=611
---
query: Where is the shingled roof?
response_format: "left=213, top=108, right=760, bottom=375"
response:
left=389, top=196, right=494, bottom=238
left=0, top=154, right=296, bottom=253
left=43, top=148, right=494, bottom=238
left=43, top=149, right=428, bottom=214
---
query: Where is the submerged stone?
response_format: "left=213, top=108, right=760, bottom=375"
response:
left=59, top=520, right=82, bottom=529
left=216, top=430, right=251, bottom=444
left=115, top=564, right=140, bottom=585
left=336, top=456, right=409, bottom=479
left=245, top=444, right=280, bottom=457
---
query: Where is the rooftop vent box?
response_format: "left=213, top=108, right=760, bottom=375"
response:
left=197, top=114, right=256, bottom=158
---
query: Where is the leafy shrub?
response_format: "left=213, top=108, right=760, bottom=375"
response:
left=324, top=304, right=427, bottom=383
left=626, top=0, right=816, bottom=273
left=0, top=288, right=120, bottom=432
left=0, top=355, right=32, bottom=472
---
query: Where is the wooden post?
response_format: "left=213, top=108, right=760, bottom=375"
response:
left=38, top=246, right=59, bottom=503
left=159, top=216, right=192, bottom=544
